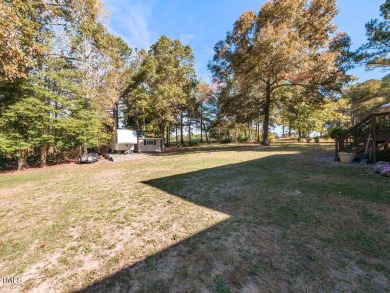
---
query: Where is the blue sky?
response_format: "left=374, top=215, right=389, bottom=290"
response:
left=102, top=0, right=386, bottom=83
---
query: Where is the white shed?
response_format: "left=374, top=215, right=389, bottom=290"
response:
left=110, top=129, right=137, bottom=152
left=136, top=138, right=163, bottom=153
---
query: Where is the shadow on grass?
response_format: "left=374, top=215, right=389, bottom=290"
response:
left=76, top=151, right=389, bottom=292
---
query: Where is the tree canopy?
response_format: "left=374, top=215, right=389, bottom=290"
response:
left=124, top=35, right=196, bottom=142
left=209, top=0, right=351, bottom=144
left=0, top=0, right=385, bottom=170
left=358, top=0, right=390, bottom=70
left=0, top=0, right=132, bottom=169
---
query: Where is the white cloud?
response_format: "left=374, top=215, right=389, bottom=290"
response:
left=102, top=0, right=157, bottom=49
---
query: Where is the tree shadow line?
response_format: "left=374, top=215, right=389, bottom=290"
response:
left=75, top=153, right=313, bottom=292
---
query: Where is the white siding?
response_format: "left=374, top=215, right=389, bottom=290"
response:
left=138, top=139, right=163, bottom=152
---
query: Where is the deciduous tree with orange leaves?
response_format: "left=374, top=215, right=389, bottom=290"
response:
left=210, top=0, right=351, bottom=145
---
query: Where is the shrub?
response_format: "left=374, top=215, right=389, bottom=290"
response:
left=220, top=137, right=231, bottom=144
left=267, top=132, right=278, bottom=143
left=305, top=137, right=312, bottom=143
left=314, top=136, right=320, bottom=143
left=237, top=133, right=250, bottom=143
left=329, top=126, right=348, bottom=139
left=188, top=140, right=200, bottom=146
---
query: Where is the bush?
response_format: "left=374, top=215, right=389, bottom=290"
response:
left=314, top=136, right=320, bottom=143
left=237, top=133, right=250, bottom=143
left=220, top=137, right=231, bottom=144
left=305, top=137, right=312, bottom=143
left=268, top=132, right=277, bottom=143
left=329, top=126, right=348, bottom=139
left=188, top=140, right=200, bottom=146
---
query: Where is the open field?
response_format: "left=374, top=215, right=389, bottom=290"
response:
left=0, top=143, right=389, bottom=292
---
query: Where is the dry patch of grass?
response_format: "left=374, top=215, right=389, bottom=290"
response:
left=0, top=143, right=389, bottom=292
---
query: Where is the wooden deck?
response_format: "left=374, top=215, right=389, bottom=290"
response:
left=335, top=112, right=390, bottom=163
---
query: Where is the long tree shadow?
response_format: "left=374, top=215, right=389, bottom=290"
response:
left=76, top=150, right=388, bottom=292
left=76, top=154, right=297, bottom=292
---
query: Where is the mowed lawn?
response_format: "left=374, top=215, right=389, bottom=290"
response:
left=0, top=144, right=389, bottom=292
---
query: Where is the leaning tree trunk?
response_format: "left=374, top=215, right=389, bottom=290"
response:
left=261, top=82, right=271, bottom=146
left=18, top=149, right=29, bottom=171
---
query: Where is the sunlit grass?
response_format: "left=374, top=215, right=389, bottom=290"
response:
left=0, top=143, right=388, bottom=292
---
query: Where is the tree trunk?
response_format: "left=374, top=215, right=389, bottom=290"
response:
left=180, top=112, right=184, bottom=145
left=282, top=125, right=285, bottom=137
left=18, top=150, right=29, bottom=171
left=115, top=102, right=119, bottom=129
left=39, top=145, right=48, bottom=167
left=288, top=126, right=292, bottom=137
left=188, top=120, right=191, bottom=143
left=261, top=81, right=271, bottom=145
left=81, top=145, right=88, bottom=155
left=248, top=122, right=252, bottom=141
left=255, top=123, right=258, bottom=139
left=166, top=125, right=170, bottom=146
left=162, top=123, right=166, bottom=148
left=175, top=126, right=178, bottom=145
left=200, top=103, right=203, bottom=143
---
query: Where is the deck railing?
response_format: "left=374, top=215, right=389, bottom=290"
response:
left=335, top=112, right=390, bottom=162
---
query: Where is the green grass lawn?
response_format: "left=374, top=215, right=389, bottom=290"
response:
left=0, top=143, right=389, bottom=292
